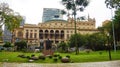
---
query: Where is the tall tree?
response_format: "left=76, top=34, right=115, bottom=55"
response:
left=69, top=33, right=86, bottom=53
left=0, top=3, right=23, bottom=42
left=100, top=8, right=120, bottom=47
left=61, top=0, right=89, bottom=18
left=105, top=0, right=120, bottom=9
left=61, top=0, right=89, bottom=54
left=112, top=8, right=120, bottom=42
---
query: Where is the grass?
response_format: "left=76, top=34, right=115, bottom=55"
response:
left=0, top=50, right=120, bottom=63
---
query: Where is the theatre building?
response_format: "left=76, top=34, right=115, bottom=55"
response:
left=14, top=18, right=98, bottom=47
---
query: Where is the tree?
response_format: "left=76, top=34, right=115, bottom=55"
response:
left=69, top=33, right=86, bottom=53
left=3, top=42, right=11, bottom=48
left=14, top=40, right=27, bottom=51
left=99, top=8, right=120, bottom=47
left=58, top=42, right=68, bottom=52
left=0, top=3, right=13, bottom=29
left=112, top=8, right=120, bottom=43
left=61, top=0, right=89, bottom=18
left=85, top=33, right=107, bottom=51
left=105, top=0, right=120, bottom=9
left=61, top=0, right=90, bottom=55
left=0, top=3, right=23, bottom=42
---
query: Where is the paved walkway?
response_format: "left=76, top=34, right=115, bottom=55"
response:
left=1, top=60, right=120, bottom=67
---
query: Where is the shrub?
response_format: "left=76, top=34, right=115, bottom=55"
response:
left=99, top=52, right=102, bottom=55
left=53, top=57, right=58, bottom=62
left=66, top=55, right=70, bottom=58
left=58, top=56, right=62, bottom=59
left=14, top=40, right=27, bottom=51
left=18, top=54, right=26, bottom=58
left=26, top=56, right=31, bottom=59
left=53, top=54, right=58, bottom=57
left=31, top=54, right=35, bottom=57
left=39, top=55, right=46, bottom=60
left=3, top=42, right=11, bottom=48
left=48, top=55, right=52, bottom=59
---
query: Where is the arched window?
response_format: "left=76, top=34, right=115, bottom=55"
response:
left=39, top=30, right=43, bottom=39
left=17, top=31, right=23, bottom=38
left=50, top=30, right=54, bottom=39
left=45, top=30, right=49, bottom=38
left=55, top=30, right=59, bottom=39
left=61, top=30, right=64, bottom=39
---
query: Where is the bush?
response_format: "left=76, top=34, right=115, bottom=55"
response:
left=48, top=55, right=52, bottom=59
left=66, top=55, right=70, bottom=58
left=53, top=57, right=58, bottom=62
left=31, top=54, right=35, bottom=57
left=39, top=55, right=46, bottom=60
left=53, top=54, right=58, bottom=57
left=58, top=56, right=62, bottom=59
left=3, top=42, right=11, bottom=48
left=18, top=54, right=26, bottom=58
left=26, top=56, right=31, bottom=59
left=14, top=40, right=27, bottom=51
left=99, top=52, right=102, bottom=55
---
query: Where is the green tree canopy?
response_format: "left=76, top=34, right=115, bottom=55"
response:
left=105, top=0, right=120, bottom=9
left=0, top=3, right=23, bottom=34
left=61, top=0, right=89, bottom=18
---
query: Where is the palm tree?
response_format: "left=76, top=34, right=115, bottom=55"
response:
left=61, top=0, right=89, bottom=54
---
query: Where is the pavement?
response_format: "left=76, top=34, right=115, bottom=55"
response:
left=1, top=60, right=120, bottom=67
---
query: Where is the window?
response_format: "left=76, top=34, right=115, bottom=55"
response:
left=26, top=32, right=28, bottom=38
left=34, top=33, right=37, bottom=38
left=30, top=33, right=33, bottom=38
left=17, top=31, right=23, bottom=37
left=67, top=31, right=69, bottom=33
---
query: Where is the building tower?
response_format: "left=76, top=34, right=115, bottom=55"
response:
left=42, top=8, right=63, bottom=22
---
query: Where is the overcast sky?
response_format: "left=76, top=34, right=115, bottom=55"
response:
left=0, top=0, right=114, bottom=27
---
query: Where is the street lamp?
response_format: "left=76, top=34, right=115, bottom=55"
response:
left=110, top=8, right=116, bottom=52
left=108, top=0, right=116, bottom=52
left=107, top=33, right=112, bottom=60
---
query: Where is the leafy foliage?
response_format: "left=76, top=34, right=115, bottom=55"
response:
left=85, top=33, right=107, bottom=51
left=99, top=8, right=120, bottom=46
left=112, top=8, right=120, bottom=42
left=0, top=3, right=23, bottom=38
left=14, top=40, right=27, bottom=51
left=3, top=42, right=12, bottom=48
left=58, top=42, right=68, bottom=53
left=69, top=33, right=85, bottom=48
left=69, top=33, right=107, bottom=51
left=61, top=0, right=89, bottom=18
left=105, top=0, right=120, bottom=9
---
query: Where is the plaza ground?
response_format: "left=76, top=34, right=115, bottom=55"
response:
left=0, top=60, right=120, bottom=67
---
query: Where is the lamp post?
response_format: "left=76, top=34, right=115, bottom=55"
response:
left=110, top=8, right=116, bottom=52
left=107, top=33, right=112, bottom=60
left=109, top=0, right=116, bottom=52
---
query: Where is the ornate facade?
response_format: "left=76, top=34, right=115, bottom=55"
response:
left=14, top=18, right=98, bottom=46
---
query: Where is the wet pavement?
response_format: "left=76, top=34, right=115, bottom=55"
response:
left=1, top=60, right=120, bottom=67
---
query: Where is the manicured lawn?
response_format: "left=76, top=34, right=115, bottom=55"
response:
left=0, top=50, right=120, bottom=63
